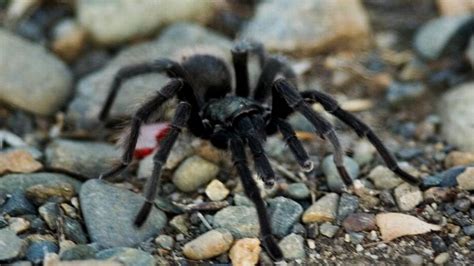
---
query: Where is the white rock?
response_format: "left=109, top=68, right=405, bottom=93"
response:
left=205, top=179, right=229, bottom=201
left=376, top=213, right=441, bottom=242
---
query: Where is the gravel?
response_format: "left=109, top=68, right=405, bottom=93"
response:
left=267, top=196, right=303, bottom=238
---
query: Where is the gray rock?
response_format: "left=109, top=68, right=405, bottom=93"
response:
left=62, top=216, right=88, bottom=244
left=0, top=173, right=81, bottom=194
left=38, top=202, right=60, bottom=230
left=463, top=225, right=474, bottom=236
left=414, top=15, right=474, bottom=60
left=172, top=155, right=219, bottom=192
left=60, top=244, right=97, bottom=261
left=25, top=241, right=59, bottom=263
left=0, top=29, right=72, bottom=116
left=79, top=179, right=167, bottom=248
left=322, top=155, right=359, bottom=192
left=182, top=229, right=233, bottom=260
left=434, top=252, right=450, bottom=265
left=279, top=233, right=305, bottom=260
left=0, top=190, right=36, bottom=216
left=67, top=23, right=232, bottom=129
left=320, top=222, right=339, bottom=238
left=77, top=0, right=216, bottom=45
left=233, top=194, right=254, bottom=207
left=96, top=247, right=155, bottom=266
left=303, top=193, right=339, bottom=224
left=241, top=0, right=370, bottom=55
left=336, top=193, right=359, bottom=224
left=394, top=183, right=423, bottom=211
left=45, top=139, right=119, bottom=178
left=468, top=36, right=474, bottom=67
left=214, top=206, right=259, bottom=238
left=268, top=197, right=303, bottom=238
left=379, top=189, right=397, bottom=207
left=404, top=254, right=424, bottom=266
left=368, top=165, right=403, bottom=189
left=386, top=82, right=426, bottom=107
left=285, top=183, right=311, bottom=200
left=0, top=228, right=26, bottom=261
left=457, top=167, right=474, bottom=190
left=454, top=198, right=471, bottom=212
left=349, top=232, right=364, bottom=244
left=155, top=235, right=174, bottom=250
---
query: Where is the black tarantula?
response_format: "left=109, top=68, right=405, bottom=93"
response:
left=98, top=41, right=419, bottom=261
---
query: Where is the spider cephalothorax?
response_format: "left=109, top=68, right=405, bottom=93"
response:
left=98, top=41, right=419, bottom=261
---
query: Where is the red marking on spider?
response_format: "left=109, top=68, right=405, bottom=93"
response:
left=133, top=122, right=170, bottom=159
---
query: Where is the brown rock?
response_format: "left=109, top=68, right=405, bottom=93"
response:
left=342, top=213, right=376, bottom=232
left=52, top=19, right=87, bottom=62
left=25, top=182, right=75, bottom=205
left=229, top=238, right=261, bottom=266
left=0, top=150, right=42, bottom=174
left=457, top=167, right=474, bottom=190
left=437, top=0, right=474, bottom=16
left=445, top=151, right=474, bottom=168
left=182, top=229, right=234, bottom=260
left=302, top=193, right=339, bottom=223
left=423, top=187, right=456, bottom=203
left=376, top=213, right=441, bottom=242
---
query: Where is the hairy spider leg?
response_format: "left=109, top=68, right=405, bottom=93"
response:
left=99, top=79, right=183, bottom=180
left=135, top=102, right=191, bottom=226
left=228, top=135, right=284, bottom=261
left=272, top=78, right=353, bottom=186
left=232, top=40, right=266, bottom=97
left=254, top=56, right=297, bottom=102
left=99, top=59, right=183, bottom=121
left=301, top=90, right=420, bottom=185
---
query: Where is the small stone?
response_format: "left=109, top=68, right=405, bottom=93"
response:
left=368, top=165, right=403, bottom=189
left=169, top=214, right=189, bottom=235
left=39, top=202, right=60, bottom=230
left=422, top=167, right=464, bottom=189
left=431, top=235, right=448, bottom=254
left=319, top=222, right=339, bottom=238
left=173, top=156, right=219, bottom=192
left=279, top=233, right=305, bottom=260
left=25, top=182, right=75, bottom=205
left=60, top=203, right=79, bottom=219
left=285, top=183, right=311, bottom=200
left=229, top=238, right=261, bottom=266
left=336, top=193, right=359, bottom=224
left=26, top=241, right=59, bottom=263
left=437, top=0, right=474, bottom=16
left=434, top=252, right=450, bottom=265
left=457, top=167, right=474, bottom=190
left=463, top=225, right=474, bottom=236
left=353, top=139, right=375, bottom=165
left=376, top=213, right=441, bottom=242
left=403, top=254, right=424, bottom=266
left=268, top=197, right=303, bottom=238
left=214, top=206, right=259, bottom=238
left=322, top=155, right=359, bottom=192
left=349, top=232, right=364, bottom=245
left=0, top=228, right=26, bottom=261
left=302, top=193, right=339, bottom=224
left=379, top=190, right=397, bottom=207
left=342, top=213, right=376, bottom=232
left=0, top=173, right=81, bottom=194
left=182, top=229, right=233, bottom=260
left=59, top=244, right=97, bottom=261
left=386, top=82, right=426, bottom=106
left=0, top=190, right=36, bottom=216
left=8, top=217, right=30, bottom=233
left=394, top=183, right=423, bottom=211
left=356, top=244, right=364, bottom=252
left=454, top=198, right=471, bottom=212
left=62, top=216, right=88, bottom=244
left=233, top=194, right=254, bottom=207
left=205, top=179, right=229, bottom=201
left=0, top=150, right=42, bottom=175
left=445, top=151, right=474, bottom=168
left=51, top=19, right=87, bottom=62
left=96, top=247, right=155, bottom=266
left=155, top=235, right=174, bottom=250
left=306, top=223, right=319, bottom=239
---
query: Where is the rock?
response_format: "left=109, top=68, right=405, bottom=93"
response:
left=454, top=198, right=471, bottom=212
left=241, top=0, right=370, bottom=55
left=79, top=179, right=167, bottom=248
left=214, top=206, right=259, bottom=238
left=468, top=36, right=474, bottom=67
left=386, top=82, right=426, bottom=106
left=96, top=247, right=155, bottom=266
left=434, top=252, right=450, bottom=265
left=46, top=253, right=122, bottom=266
left=349, top=232, right=364, bottom=244
left=233, top=194, right=254, bottom=207
left=432, top=235, right=448, bottom=253
left=229, top=238, right=261, bottom=266
left=457, top=167, right=474, bottom=190
left=444, top=151, right=474, bottom=167
left=8, top=217, right=30, bottom=233
left=26, top=241, right=59, bottom=263
left=77, top=0, right=215, bottom=45
left=173, top=156, right=219, bottom=192
left=437, top=0, right=474, bottom=16
left=403, top=254, right=424, bottom=266
left=414, top=15, right=474, bottom=60
left=169, top=214, right=189, bottom=235
left=60, top=245, right=97, bottom=261
left=379, top=190, right=397, bottom=207
left=394, top=183, right=423, bottom=211
left=302, top=193, right=339, bottom=224
left=375, top=213, right=441, bottom=242
left=279, top=233, right=305, bottom=260
left=342, top=213, right=376, bottom=232
left=182, top=229, right=233, bottom=260
left=0, top=173, right=81, bottom=194
left=439, top=82, right=474, bottom=152
left=368, top=165, right=403, bottom=189
left=45, top=139, right=119, bottom=178
left=463, top=225, right=474, bottom=236
left=353, top=139, right=375, bottom=165
left=25, top=182, right=75, bottom=205
left=336, top=193, right=359, bottom=224
left=39, top=202, right=60, bottom=230
left=268, top=197, right=303, bottom=238
left=67, top=23, right=232, bottom=129
left=205, top=179, right=229, bottom=201
left=422, top=167, right=465, bottom=189
left=51, top=18, right=87, bottom=62
left=0, top=190, right=36, bottom=216
left=285, top=183, right=310, bottom=200
left=0, top=150, right=42, bottom=174
left=424, top=187, right=456, bottom=203
left=321, top=155, right=359, bottom=192
left=62, top=216, right=88, bottom=244
left=0, top=228, right=26, bottom=261
left=320, top=222, right=339, bottom=238
left=0, top=29, right=72, bottom=116
left=154, top=235, right=174, bottom=250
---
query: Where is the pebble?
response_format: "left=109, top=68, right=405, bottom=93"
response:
left=172, top=156, right=219, bottom=192
left=96, top=247, right=155, bottom=266
left=78, top=0, right=215, bottom=45
left=285, top=183, right=311, bottom=200
left=0, top=150, right=42, bottom=175
left=205, top=179, right=229, bottom=201
left=62, top=216, right=88, bottom=244
left=0, top=228, right=26, bottom=261
left=439, top=82, right=474, bottom=153
left=79, top=179, right=167, bottom=248
left=342, top=213, right=376, bottom=232
left=45, top=139, right=120, bottom=179
left=51, top=18, right=87, bottom=62
left=319, top=222, right=339, bottom=238
left=353, top=139, right=375, bottom=166
left=8, top=217, right=30, bottom=233
left=279, top=233, right=306, bottom=260
left=0, top=173, right=81, bottom=194
left=414, top=15, right=474, bottom=60
left=59, top=244, right=97, bottom=261
left=444, top=151, right=474, bottom=167
left=404, top=254, right=424, bottom=266
left=155, top=235, right=174, bottom=250
left=457, top=167, right=474, bottom=190
left=433, top=252, right=450, bottom=265
left=376, top=213, right=441, bottom=242
left=349, top=232, right=364, bottom=244
left=336, top=193, right=359, bottom=224
left=229, top=238, right=261, bottom=266
left=67, top=23, right=232, bottom=129
left=368, top=165, right=403, bottom=189
left=463, top=225, right=474, bottom=236
left=0, top=29, right=72, bottom=116
left=233, top=194, right=254, bottom=207
left=379, top=189, right=397, bottom=207
left=25, top=182, right=75, bottom=205
left=38, top=202, right=60, bottom=230
left=169, top=214, right=189, bottom=235
left=454, top=198, right=471, bottom=212
left=306, top=223, right=319, bottom=239
left=322, top=155, right=360, bottom=192
left=422, top=167, right=465, bottom=189
left=437, top=0, right=474, bottom=16
left=267, top=197, right=303, bottom=238
left=394, top=183, right=423, bottom=211
left=302, top=193, right=339, bottom=223
left=26, top=241, right=59, bottom=263
left=182, top=229, right=234, bottom=260
left=431, top=235, right=448, bottom=254
left=386, top=81, right=426, bottom=106
left=241, top=0, right=370, bottom=55
left=214, top=206, right=259, bottom=238
left=0, top=190, right=36, bottom=216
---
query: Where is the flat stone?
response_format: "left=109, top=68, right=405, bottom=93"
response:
left=278, top=233, right=305, bottom=260
left=0, top=190, right=36, bottom=216
left=205, top=179, right=229, bottom=201
left=0, top=150, right=42, bottom=175
left=336, top=193, right=359, bottom=224
left=322, top=155, right=359, bottom=192
left=59, top=244, right=98, bottom=261
left=173, top=156, right=219, bottom=192
left=0, top=173, right=81, bottom=194
left=285, top=183, right=311, bottom=200
left=79, top=179, right=167, bottom=248
left=368, top=165, right=403, bottom=189
left=96, top=247, right=155, bottom=266
left=25, top=182, right=75, bottom=205
left=268, top=197, right=303, bottom=238
left=0, top=228, right=26, bottom=261
left=342, top=213, right=376, bottom=232
left=182, top=229, right=234, bottom=260
left=302, top=193, right=339, bottom=224
left=394, top=183, right=423, bottom=211
left=26, top=241, right=59, bottom=263
left=214, top=206, right=259, bottom=238
left=320, top=222, right=339, bottom=238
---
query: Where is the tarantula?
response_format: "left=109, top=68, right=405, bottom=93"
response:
left=98, top=41, right=419, bottom=261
